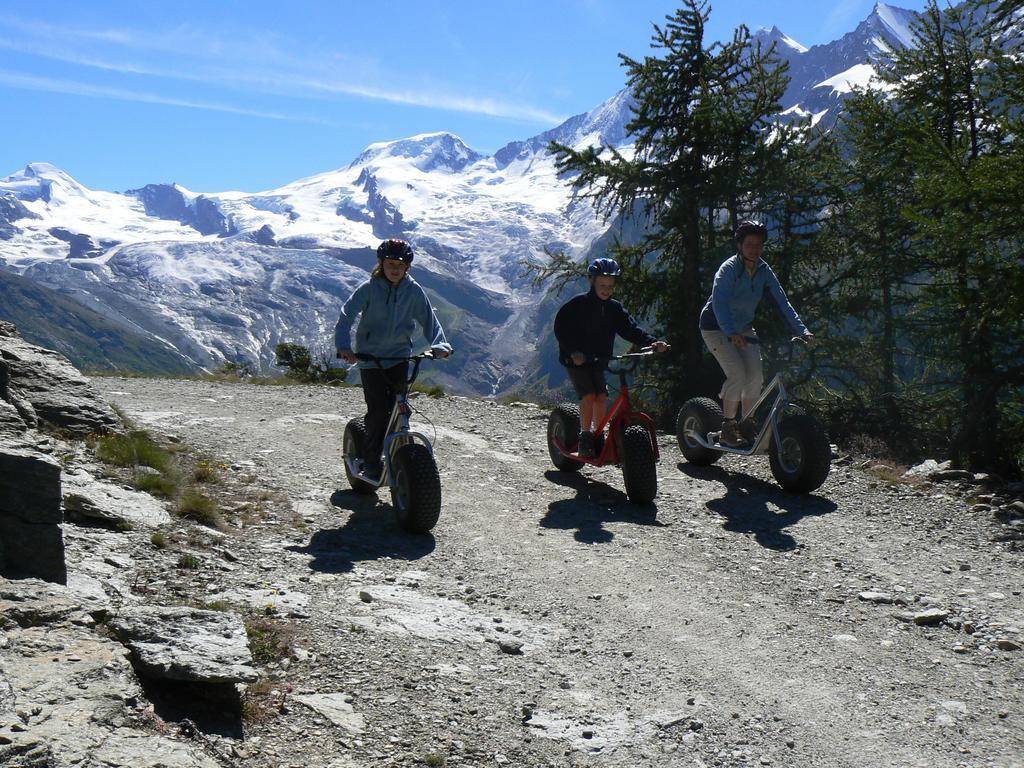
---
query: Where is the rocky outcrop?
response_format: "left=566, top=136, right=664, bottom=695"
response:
left=0, top=320, right=120, bottom=436
left=0, top=579, right=221, bottom=768
left=0, top=448, right=65, bottom=584
left=62, top=467, right=171, bottom=530
left=107, top=606, right=258, bottom=684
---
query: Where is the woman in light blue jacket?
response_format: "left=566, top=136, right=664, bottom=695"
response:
left=698, top=221, right=814, bottom=447
left=335, top=239, right=452, bottom=481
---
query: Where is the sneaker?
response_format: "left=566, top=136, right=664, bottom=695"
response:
left=361, top=460, right=383, bottom=482
left=738, top=418, right=759, bottom=442
left=719, top=420, right=746, bottom=448
left=577, top=431, right=595, bottom=458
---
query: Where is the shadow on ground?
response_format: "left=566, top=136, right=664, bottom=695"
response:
left=285, top=489, right=435, bottom=573
left=677, top=462, right=837, bottom=550
left=541, top=470, right=665, bottom=544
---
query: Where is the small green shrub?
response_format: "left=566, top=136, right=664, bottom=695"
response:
left=203, top=600, right=232, bottom=612
left=133, top=470, right=180, bottom=498
left=192, top=460, right=220, bottom=484
left=245, top=615, right=295, bottom=665
left=411, top=382, right=445, bottom=398
left=177, top=553, right=200, bottom=569
left=96, top=431, right=171, bottom=471
left=150, top=531, right=169, bottom=549
left=424, top=754, right=447, bottom=767
left=176, top=490, right=223, bottom=528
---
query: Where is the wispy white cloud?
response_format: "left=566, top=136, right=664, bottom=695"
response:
left=822, top=0, right=869, bottom=40
left=0, top=17, right=566, bottom=125
left=0, top=69, right=336, bottom=123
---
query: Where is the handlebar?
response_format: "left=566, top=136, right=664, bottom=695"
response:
left=570, top=346, right=661, bottom=374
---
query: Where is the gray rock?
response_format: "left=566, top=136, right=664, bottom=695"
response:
left=62, top=469, right=170, bottom=529
left=294, top=693, right=366, bottom=733
left=929, top=469, right=975, bottom=482
left=0, top=448, right=66, bottom=583
left=107, top=606, right=258, bottom=683
left=0, top=322, right=120, bottom=436
left=0, top=603, right=219, bottom=768
left=912, top=608, right=950, bottom=626
left=904, top=459, right=950, bottom=478
left=858, top=591, right=894, bottom=604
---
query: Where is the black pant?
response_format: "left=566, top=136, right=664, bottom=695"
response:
left=361, top=362, right=409, bottom=464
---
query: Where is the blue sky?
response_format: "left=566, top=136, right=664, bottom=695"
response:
left=0, top=1, right=932, bottom=193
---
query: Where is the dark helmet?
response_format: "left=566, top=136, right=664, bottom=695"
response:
left=587, top=257, right=621, bottom=277
left=377, top=239, right=414, bottom=263
left=735, top=220, right=768, bottom=246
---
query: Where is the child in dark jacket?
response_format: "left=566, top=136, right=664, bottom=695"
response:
left=553, top=258, right=669, bottom=457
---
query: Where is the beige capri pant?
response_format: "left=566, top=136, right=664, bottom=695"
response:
left=701, top=329, right=764, bottom=404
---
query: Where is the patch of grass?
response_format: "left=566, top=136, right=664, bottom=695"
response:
left=348, top=623, right=367, bottom=634
left=203, top=599, right=232, bottom=612
left=192, top=460, right=221, bottom=484
left=96, top=430, right=171, bottom=471
left=240, top=679, right=279, bottom=723
left=423, top=754, right=447, bottom=767
left=410, top=381, right=445, bottom=398
left=150, top=531, right=169, bottom=549
left=175, top=490, right=223, bottom=528
left=176, top=553, right=200, bottom=569
left=245, top=615, right=295, bottom=666
left=133, top=469, right=180, bottom=498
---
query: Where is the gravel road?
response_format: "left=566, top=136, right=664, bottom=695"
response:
left=93, top=376, right=1024, bottom=768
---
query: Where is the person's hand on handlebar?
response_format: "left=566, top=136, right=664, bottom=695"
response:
left=802, top=332, right=817, bottom=349
left=430, top=346, right=452, bottom=359
left=729, top=334, right=748, bottom=349
left=336, top=349, right=357, bottom=363
left=570, top=352, right=586, bottom=366
left=652, top=341, right=670, bottom=353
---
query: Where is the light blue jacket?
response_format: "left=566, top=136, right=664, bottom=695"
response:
left=699, top=255, right=807, bottom=337
left=334, top=274, right=452, bottom=369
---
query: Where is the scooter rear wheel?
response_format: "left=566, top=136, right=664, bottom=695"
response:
left=547, top=403, right=584, bottom=472
left=676, top=397, right=723, bottom=466
left=343, top=417, right=377, bottom=495
left=769, top=413, right=831, bottom=493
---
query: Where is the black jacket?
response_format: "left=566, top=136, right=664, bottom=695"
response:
left=553, top=288, right=656, bottom=366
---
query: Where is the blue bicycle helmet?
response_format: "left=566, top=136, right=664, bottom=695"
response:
left=377, top=238, right=414, bottom=263
left=587, top=257, right=621, bottom=277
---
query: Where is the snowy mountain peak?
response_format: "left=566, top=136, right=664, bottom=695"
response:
left=2, top=162, right=94, bottom=204
left=862, top=2, right=919, bottom=50
left=351, top=131, right=484, bottom=173
left=753, top=25, right=808, bottom=54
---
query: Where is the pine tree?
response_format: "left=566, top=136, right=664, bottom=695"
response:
left=543, top=0, right=797, bottom=399
left=878, top=0, right=1024, bottom=472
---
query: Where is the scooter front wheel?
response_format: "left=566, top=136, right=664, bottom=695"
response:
left=621, top=424, right=657, bottom=503
left=391, top=443, right=442, bottom=533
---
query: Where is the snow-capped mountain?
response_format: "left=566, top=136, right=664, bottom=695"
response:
left=0, top=3, right=967, bottom=394
left=757, top=2, right=918, bottom=127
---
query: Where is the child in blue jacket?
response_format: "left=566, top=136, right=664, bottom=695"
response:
left=335, top=239, right=452, bottom=480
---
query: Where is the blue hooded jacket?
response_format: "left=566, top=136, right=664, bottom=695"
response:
left=334, top=273, right=451, bottom=370
left=699, top=255, right=807, bottom=338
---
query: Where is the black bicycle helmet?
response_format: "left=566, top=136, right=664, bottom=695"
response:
left=587, top=257, right=621, bottom=277
left=377, top=238, right=414, bottom=263
left=735, top=220, right=768, bottom=246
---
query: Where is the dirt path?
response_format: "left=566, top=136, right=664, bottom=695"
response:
left=94, top=376, right=1024, bottom=768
